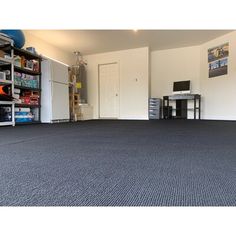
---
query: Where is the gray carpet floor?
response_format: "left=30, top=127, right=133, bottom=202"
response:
left=0, top=120, right=236, bottom=206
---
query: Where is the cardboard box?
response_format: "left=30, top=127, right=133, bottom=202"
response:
left=0, top=50, right=5, bottom=58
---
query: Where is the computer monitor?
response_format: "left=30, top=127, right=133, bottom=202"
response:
left=173, top=80, right=191, bottom=94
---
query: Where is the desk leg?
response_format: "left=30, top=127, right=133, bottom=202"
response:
left=199, top=97, right=201, bottom=119
left=194, top=97, right=196, bottom=119
left=167, top=99, right=169, bottom=118
left=162, top=99, right=165, bottom=119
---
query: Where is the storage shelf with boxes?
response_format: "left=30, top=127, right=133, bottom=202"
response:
left=13, top=46, right=42, bottom=124
left=0, top=34, right=15, bottom=126
left=0, top=32, right=42, bottom=126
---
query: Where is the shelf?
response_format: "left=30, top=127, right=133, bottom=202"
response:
left=14, top=85, right=41, bottom=91
left=0, top=57, right=13, bottom=65
left=15, top=104, right=40, bottom=108
left=13, top=47, right=42, bottom=60
left=0, top=34, right=13, bottom=46
left=172, top=116, right=187, bottom=119
left=0, top=44, right=41, bottom=127
left=0, top=43, right=11, bottom=52
left=0, top=101, right=14, bottom=105
left=0, top=121, right=14, bottom=126
left=14, top=66, right=41, bottom=75
left=172, top=108, right=197, bottom=111
left=15, top=121, right=41, bottom=125
left=0, top=79, right=13, bottom=84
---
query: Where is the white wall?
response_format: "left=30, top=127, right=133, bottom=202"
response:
left=151, top=46, right=201, bottom=118
left=200, top=31, right=236, bottom=120
left=23, top=31, right=74, bottom=65
left=151, top=32, right=236, bottom=120
left=85, top=47, right=149, bottom=120
left=24, top=30, right=236, bottom=121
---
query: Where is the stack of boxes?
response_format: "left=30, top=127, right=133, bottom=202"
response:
left=0, top=47, right=12, bottom=122
left=0, top=70, right=11, bottom=81
left=13, top=88, right=20, bottom=101
left=14, top=72, right=38, bottom=88
left=14, top=55, right=39, bottom=72
left=19, top=91, right=39, bottom=105
left=15, top=107, right=34, bottom=123
left=0, top=49, right=11, bottom=60
left=0, top=71, right=6, bottom=80
left=14, top=88, right=39, bottom=122
left=0, top=50, right=5, bottom=58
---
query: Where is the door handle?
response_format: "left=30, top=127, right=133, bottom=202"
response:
left=115, top=93, right=118, bottom=97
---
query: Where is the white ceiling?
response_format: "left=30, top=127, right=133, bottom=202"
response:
left=26, top=30, right=232, bottom=56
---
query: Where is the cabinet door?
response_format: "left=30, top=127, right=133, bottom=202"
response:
left=51, top=60, right=68, bottom=84
left=176, top=100, right=187, bottom=119
left=51, top=82, right=69, bottom=121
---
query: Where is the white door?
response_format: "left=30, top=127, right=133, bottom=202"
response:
left=99, top=63, right=119, bottom=119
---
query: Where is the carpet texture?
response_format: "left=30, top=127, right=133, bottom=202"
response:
left=0, top=120, right=236, bottom=206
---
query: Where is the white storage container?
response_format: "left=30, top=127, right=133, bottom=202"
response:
left=0, top=71, right=6, bottom=80
left=78, top=104, right=93, bottom=120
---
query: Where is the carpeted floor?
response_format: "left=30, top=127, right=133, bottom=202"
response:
left=0, top=120, right=236, bottom=206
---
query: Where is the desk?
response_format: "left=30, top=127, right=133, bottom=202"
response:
left=163, top=94, right=201, bottom=119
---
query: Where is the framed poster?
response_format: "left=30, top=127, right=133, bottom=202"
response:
left=208, top=43, right=229, bottom=78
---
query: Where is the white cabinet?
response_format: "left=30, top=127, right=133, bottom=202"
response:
left=51, top=82, right=69, bottom=121
left=41, top=58, right=69, bottom=123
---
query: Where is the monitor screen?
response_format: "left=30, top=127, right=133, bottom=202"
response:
left=173, top=80, right=190, bottom=92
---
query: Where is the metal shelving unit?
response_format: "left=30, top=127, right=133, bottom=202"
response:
left=14, top=85, right=41, bottom=91
left=15, top=121, right=41, bottom=125
left=0, top=79, right=13, bottom=84
left=0, top=57, right=13, bottom=65
left=0, top=34, right=15, bottom=126
left=15, top=104, right=41, bottom=108
left=0, top=34, right=42, bottom=126
left=13, top=46, right=42, bottom=124
left=14, top=65, right=41, bottom=75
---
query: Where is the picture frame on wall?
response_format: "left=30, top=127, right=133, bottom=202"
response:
left=208, top=43, right=229, bottom=78
left=209, top=57, right=228, bottom=78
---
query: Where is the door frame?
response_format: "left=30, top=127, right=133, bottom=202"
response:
left=98, top=62, right=120, bottom=119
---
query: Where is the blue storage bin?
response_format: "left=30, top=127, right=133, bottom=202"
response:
left=15, top=118, right=32, bottom=122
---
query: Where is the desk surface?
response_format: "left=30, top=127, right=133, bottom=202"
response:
left=164, top=94, right=201, bottom=100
